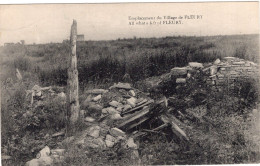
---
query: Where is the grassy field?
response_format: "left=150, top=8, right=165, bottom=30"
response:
left=1, top=34, right=259, bottom=165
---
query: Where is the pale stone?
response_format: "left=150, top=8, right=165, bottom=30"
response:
left=52, top=131, right=65, bottom=137
left=189, top=62, right=203, bottom=68
left=110, top=128, right=125, bottom=137
left=126, top=137, right=138, bottom=149
left=109, top=100, right=121, bottom=108
left=87, top=126, right=100, bottom=138
left=127, top=97, right=137, bottom=107
left=93, top=94, right=102, bottom=101
left=129, top=90, right=136, bottom=97
left=110, top=113, right=123, bottom=120
left=214, top=58, right=221, bottom=65
left=102, top=107, right=119, bottom=115
left=86, top=89, right=108, bottom=95
left=105, top=140, right=115, bottom=148
left=38, top=146, right=51, bottom=157
left=92, top=138, right=107, bottom=149
left=171, top=67, right=188, bottom=76
left=57, top=92, right=66, bottom=99
left=85, top=116, right=95, bottom=122
left=51, top=149, right=65, bottom=156
left=106, top=134, right=116, bottom=142
left=210, top=66, right=218, bottom=76
left=109, top=82, right=132, bottom=90
left=176, top=78, right=186, bottom=84
left=25, top=157, right=53, bottom=166
left=123, top=104, right=132, bottom=112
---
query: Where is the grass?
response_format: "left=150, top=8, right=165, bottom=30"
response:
left=0, top=34, right=259, bottom=165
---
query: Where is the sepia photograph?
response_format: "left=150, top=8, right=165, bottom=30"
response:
left=0, top=2, right=259, bottom=165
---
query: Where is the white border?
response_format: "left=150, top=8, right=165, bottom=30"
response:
left=0, top=0, right=259, bottom=5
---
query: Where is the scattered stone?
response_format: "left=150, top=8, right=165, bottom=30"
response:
left=52, top=131, right=65, bottom=138
left=110, top=82, right=132, bottom=90
left=37, top=146, right=51, bottom=158
left=116, top=106, right=123, bottom=112
left=214, top=58, right=221, bottom=65
left=87, top=126, right=101, bottom=138
left=110, top=113, right=123, bottom=120
left=86, top=89, right=108, bottom=95
left=129, top=90, right=136, bottom=97
left=127, top=97, right=137, bottom=107
left=123, top=104, right=132, bottom=112
left=102, top=107, right=119, bottom=115
left=109, top=100, right=122, bottom=108
left=57, top=92, right=66, bottom=99
left=171, top=67, right=188, bottom=76
left=105, top=140, right=115, bottom=148
left=92, top=137, right=107, bottom=149
left=88, top=103, right=103, bottom=111
left=93, top=94, right=102, bottom=101
left=126, top=137, right=138, bottom=149
left=106, top=134, right=116, bottom=142
left=110, top=127, right=126, bottom=137
left=62, top=136, right=75, bottom=144
left=176, top=78, right=186, bottom=84
left=51, top=149, right=65, bottom=156
left=189, top=62, right=203, bottom=68
left=85, top=116, right=95, bottom=122
left=25, top=157, right=53, bottom=166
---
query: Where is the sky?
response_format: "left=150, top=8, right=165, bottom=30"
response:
left=0, top=2, right=259, bottom=45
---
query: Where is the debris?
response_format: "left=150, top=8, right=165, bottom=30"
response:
left=122, top=100, right=153, bottom=115
left=87, top=126, right=101, bottom=138
left=129, top=90, right=136, bottom=97
left=110, top=113, right=123, bottom=120
left=214, top=58, right=221, bottom=65
left=171, top=67, right=188, bottom=76
left=105, top=140, right=115, bottom=148
left=176, top=78, right=186, bottom=84
left=57, top=92, right=66, bottom=99
left=109, top=100, right=122, bottom=108
left=189, top=62, right=203, bottom=68
left=126, top=137, right=138, bottom=149
left=86, top=89, right=108, bottom=95
left=102, top=107, right=119, bottom=115
left=110, top=128, right=126, bottom=137
left=127, top=97, right=137, bottom=107
left=93, top=94, right=102, bottom=101
left=52, top=131, right=65, bottom=138
left=109, top=82, right=132, bottom=90
left=51, top=149, right=65, bottom=156
left=85, top=116, right=96, bottom=122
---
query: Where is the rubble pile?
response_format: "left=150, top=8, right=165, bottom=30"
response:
left=138, top=57, right=259, bottom=96
left=206, top=57, right=259, bottom=89
left=24, top=57, right=259, bottom=165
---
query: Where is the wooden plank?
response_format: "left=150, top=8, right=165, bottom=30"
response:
left=118, top=107, right=150, bottom=128
left=121, top=100, right=154, bottom=115
left=160, top=114, right=189, bottom=142
left=126, top=116, right=150, bottom=130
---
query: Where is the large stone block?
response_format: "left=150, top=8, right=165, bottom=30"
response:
left=189, top=62, right=203, bottom=68
left=171, top=67, right=188, bottom=76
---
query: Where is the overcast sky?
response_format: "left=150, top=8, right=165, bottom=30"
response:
left=0, top=2, right=259, bottom=45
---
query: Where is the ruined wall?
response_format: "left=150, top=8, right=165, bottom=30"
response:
left=206, top=57, right=259, bottom=90
left=170, top=57, right=259, bottom=92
